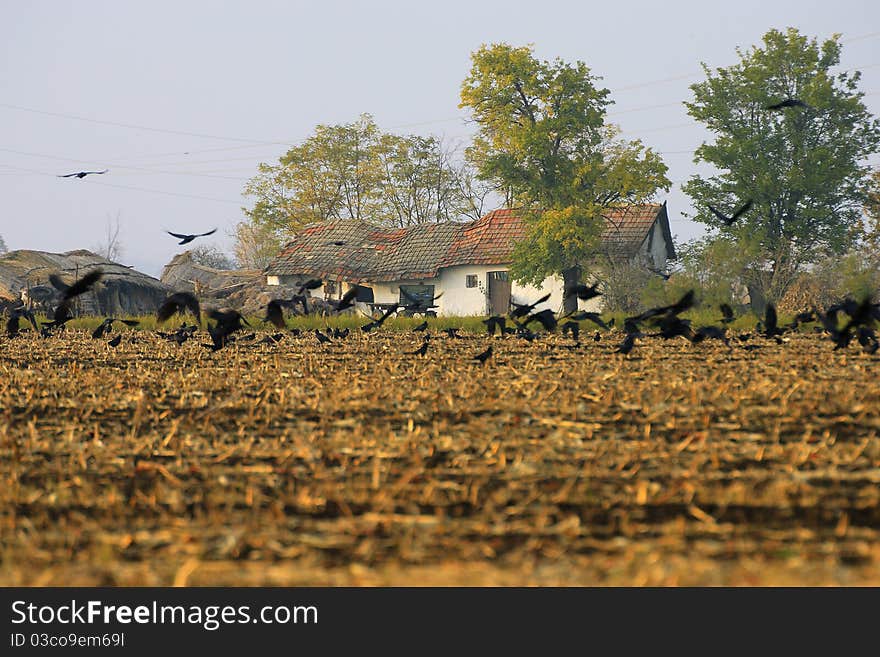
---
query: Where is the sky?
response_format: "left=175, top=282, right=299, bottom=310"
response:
left=2, top=0, right=879, bottom=277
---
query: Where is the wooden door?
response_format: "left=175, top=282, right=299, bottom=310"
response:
left=487, top=271, right=510, bottom=315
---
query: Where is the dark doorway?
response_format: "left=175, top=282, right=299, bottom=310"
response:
left=487, top=271, right=511, bottom=315
left=354, top=285, right=374, bottom=303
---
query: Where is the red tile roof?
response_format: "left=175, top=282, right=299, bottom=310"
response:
left=267, top=204, right=673, bottom=279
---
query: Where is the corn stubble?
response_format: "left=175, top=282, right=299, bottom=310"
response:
left=0, top=328, right=878, bottom=586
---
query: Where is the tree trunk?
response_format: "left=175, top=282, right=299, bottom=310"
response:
left=562, top=266, right=581, bottom=314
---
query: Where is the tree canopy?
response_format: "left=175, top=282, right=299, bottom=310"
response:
left=683, top=28, right=880, bottom=304
left=241, top=114, right=493, bottom=236
left=459, top=43, right=670, bottom=288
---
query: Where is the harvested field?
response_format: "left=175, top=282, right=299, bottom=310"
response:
left=1, top=326, right=879, bottom=586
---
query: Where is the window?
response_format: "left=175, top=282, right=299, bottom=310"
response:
left=399, top=285, right=435, bottom=306
left=466, top=275, right=478, bottom=288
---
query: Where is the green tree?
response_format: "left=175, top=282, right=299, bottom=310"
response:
left=374, top=134, right=491, bottom=225
left=459, top=43, right=669, bottom=304
left=242, top=114, right=382, bottom=232
left=683, top=28, right=880, bottom=306
left=241, top=115, right=491, bottom=237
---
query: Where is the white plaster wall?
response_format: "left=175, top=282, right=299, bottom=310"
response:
left=436, top=265, right=496, bottom=315
left=511, top=276, right=566, bottom=314
left=269, top=268, right=604, bottom=316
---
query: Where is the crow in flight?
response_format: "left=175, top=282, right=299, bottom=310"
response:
left=264, top=299, right=293, bottom=329
left=765, top=98, right=810, bottom=111
left=563, top=283, right=602, bottom=303
left=91, top=317, right=139, bottom=339
left=205, top=309, right=249, bottom=350
left=564, top=311, right=608, bottom=329
left=157, top=291, right=201, bottom=324
left=166, top=229, right=217, bottom=245
left=510, top=293, right=551, bottom=319
left=58, top=170, right=108, bottom=179
left=47, top=269, right=104, bottom=326
left=327, top=285, right=362, bottom=313
left=399, top=288, right=443, bottom=315
left=708, top=200, right=753, bottom=226
left=524, top=308, right=558, bottom=332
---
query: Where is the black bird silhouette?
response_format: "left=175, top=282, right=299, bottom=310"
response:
left=510, top=293, right=551, bottom=319
left=594, top=331, right=601, bottom=342
left=563, top=283, right=602, bottom=302
left=157, top=292, right=201, bottom=324
left=857, top=326, right=879, bottom=354
left=107, top=334, right=122, bottom=348
left=443, top=327, right=461, bottom=339
left=58, top=169, right=108, bottom=179
left=691, top=325, right=729, bottom=345
left=719, top=303, right=735, bottom=324
left=482, top=316, right=507, bottom=336
left=785, top=309, right=817, bottom=331
left=399, top=288, right=443, bottom=314
left=472, top=345, right=493, bottom=364
left=6, top=306, right=38, bottom=337
left=296, top=279, right=323, bottom=295
left=615, top=333, right=638, bottom=355
left=627, top=290, right=695, bottom=326
left=560, top=321, right=580, bottom=342
left=50, top=269, right=103, bottom=302
left=314, top=329, right=332, bottom=344
left=408, top=339, right=430, bottom=357
left=765, top=98, right=810, bottom=110
left=91, top=317, right=139, bottom=339
left=708, top=200, right=753, bottom=226
left=166, top=228, right=217, bottom=245
left=412, top=321, right=429, bottom=333
left=264, top=299, right=293, bottom=329
left=48, top=269, right=104, bottom=325
left=564, top=311, right=608, bottom=329
left=762, top=303, right=785, bottom=343
left=206, top=309, right=249, bottom=350
left=327, top=286, right=362, bottom=313
left=524, top=308, right=558, bottom=332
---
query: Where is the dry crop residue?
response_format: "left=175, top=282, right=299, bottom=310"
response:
left=1, top=329, right=879, bottom=585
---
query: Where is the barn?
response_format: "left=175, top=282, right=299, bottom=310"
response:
left=265, top=203, right=675, bottom=316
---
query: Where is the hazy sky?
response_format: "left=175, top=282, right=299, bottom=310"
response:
left=2, top=0, right=878, bottom=277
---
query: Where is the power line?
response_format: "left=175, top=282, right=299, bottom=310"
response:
left=0, top=103, right=294, bottom=146
left=84, top=179, right=242, bottom=205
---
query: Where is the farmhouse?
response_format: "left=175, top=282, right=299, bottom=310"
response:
left=265, top=203, right=675, bottom=316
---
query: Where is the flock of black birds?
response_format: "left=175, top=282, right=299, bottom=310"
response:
left=6, top=266, right=878, bottom=363
left=12, top=102, right=879, bottom=364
